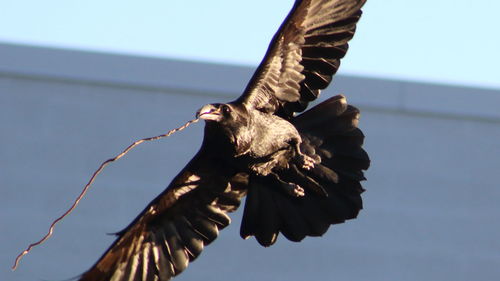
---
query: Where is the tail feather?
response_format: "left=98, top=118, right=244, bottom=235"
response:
left=240, top=95, right=369, bottom=246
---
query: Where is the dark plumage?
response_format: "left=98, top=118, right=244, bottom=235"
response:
left=79, top=0, right=369, bottom=280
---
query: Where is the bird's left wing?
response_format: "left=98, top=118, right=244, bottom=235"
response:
left=79, top=151, right=247, bottom=281
left=237, top=0, right=366, bottom=118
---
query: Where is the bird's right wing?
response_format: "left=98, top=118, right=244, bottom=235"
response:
left=79, top=149, right=248, bottom=281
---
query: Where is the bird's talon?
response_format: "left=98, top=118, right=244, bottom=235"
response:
left=298, top=154, right=316, bottom=170
left=295, top=186, right=305, bottom=197
left=284, top=183, right=305, bottom=197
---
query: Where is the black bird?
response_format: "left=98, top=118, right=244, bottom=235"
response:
left=79, top=0, right=369, bottom=280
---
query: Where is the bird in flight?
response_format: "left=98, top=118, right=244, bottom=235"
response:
left=79, top=0, right=369, bottom=280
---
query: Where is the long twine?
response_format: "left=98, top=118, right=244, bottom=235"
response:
left=12, top=117, right=200, bottom=270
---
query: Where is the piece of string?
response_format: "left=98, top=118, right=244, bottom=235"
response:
left=12, top=117, right=200, bottom=270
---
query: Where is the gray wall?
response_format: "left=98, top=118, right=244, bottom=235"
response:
left=1, top=43, right=499, bottom=281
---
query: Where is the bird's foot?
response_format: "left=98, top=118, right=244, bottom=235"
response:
left=297, top=154, right=316, bottom=170
left=269, top=172, right=305, bottom=197
left=283, top=183, right=305, bottom=197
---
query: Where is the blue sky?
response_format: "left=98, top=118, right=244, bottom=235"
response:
left=1, top=0, right=499, bottom=89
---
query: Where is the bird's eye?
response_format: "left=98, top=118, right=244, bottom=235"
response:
left=222, top=105, right=232, bottom=114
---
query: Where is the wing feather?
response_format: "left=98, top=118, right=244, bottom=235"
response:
left=237, top=0, right=366, bottom=118
left=79, top=152, right=247, bottom=281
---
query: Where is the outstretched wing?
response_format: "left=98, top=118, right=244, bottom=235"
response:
left=79, top=149, right=247, bottom=281
left=237, top=0, right=366, bottom=118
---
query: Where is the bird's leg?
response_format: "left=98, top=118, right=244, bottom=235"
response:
left=269, top=172, right=305, bottom=197
left=291, top=139, right=316, bottom=170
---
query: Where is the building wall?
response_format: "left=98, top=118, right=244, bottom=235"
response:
left=1, top=43, right=499, bottom=281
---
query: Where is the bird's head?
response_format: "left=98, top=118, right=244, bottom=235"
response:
left=196, top=103, right=251, bottom=152
left=196, top=103, right=233, bottom=123
left=196, top=103, right=249, bottom=127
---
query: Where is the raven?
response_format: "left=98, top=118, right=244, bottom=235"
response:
left=79, top=0, right=369, bottom=280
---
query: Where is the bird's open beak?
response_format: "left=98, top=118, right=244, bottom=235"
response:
left=196, top=104, right=222, bottom=121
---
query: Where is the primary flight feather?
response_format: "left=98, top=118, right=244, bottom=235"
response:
left=79, top=0, right=369, bottom=280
